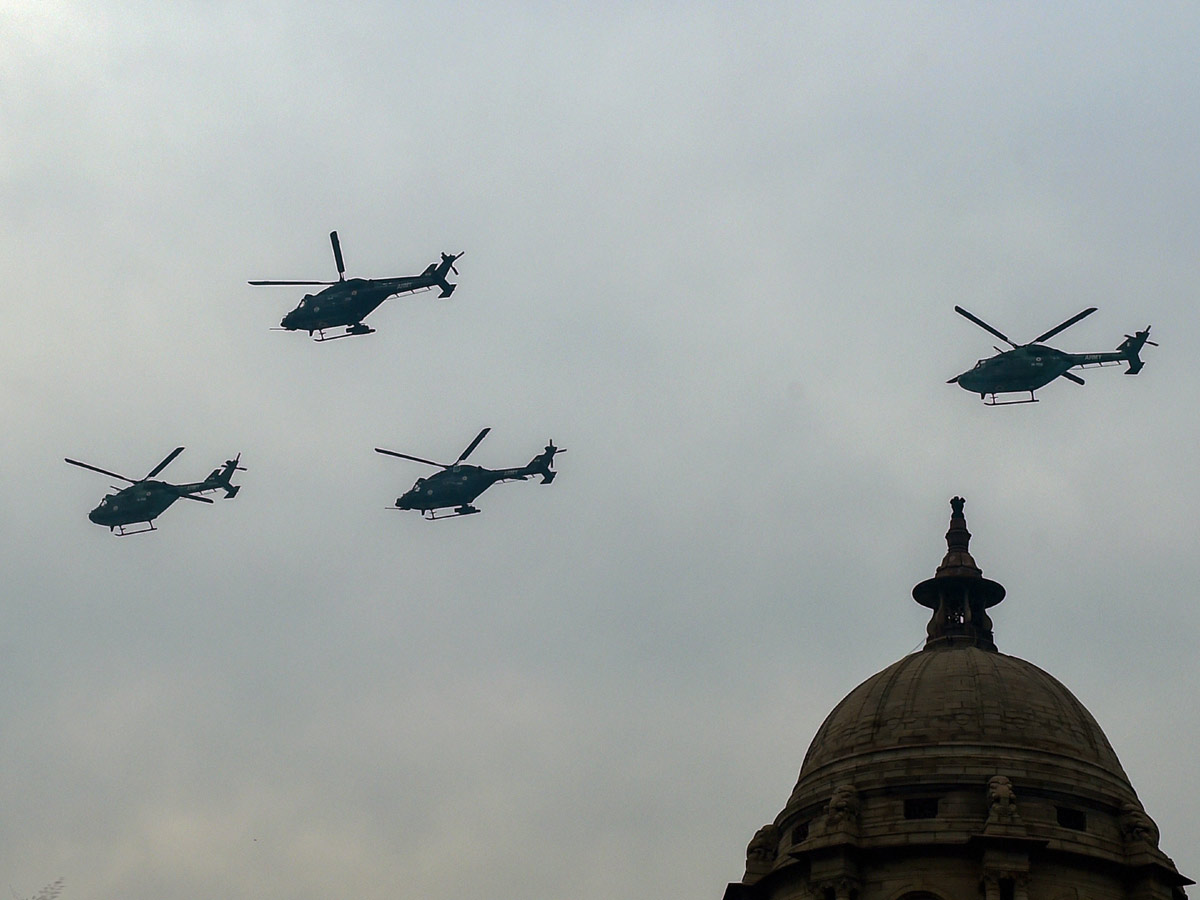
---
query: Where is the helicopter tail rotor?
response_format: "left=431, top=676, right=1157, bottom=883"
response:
left=209, top=453, right=246, bottom=498
left=1118, top=326, right=1155, bottom=375
left=433, top=252, right=463, bottom=297
left=532, top=440, right=565, bottom=484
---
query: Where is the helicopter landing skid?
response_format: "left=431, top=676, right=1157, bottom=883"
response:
left=983, top=391, right=1038, bottom=406
left=112, top=521, right=157, bottom=536
left=312, top=325, right=375, bottom=342
left=423, top=505, right=481, bottom=520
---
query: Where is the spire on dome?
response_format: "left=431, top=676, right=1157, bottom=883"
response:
left=912, top=497, right=1005, bottom=651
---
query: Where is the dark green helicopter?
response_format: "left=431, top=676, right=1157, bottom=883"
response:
left=949, top=306, right=1155, bottom=405
left=65, top=448, right=244, bottom=535
left=250, top=230, right=462, bottom=341
left=375, top=428, right=563, bottom=519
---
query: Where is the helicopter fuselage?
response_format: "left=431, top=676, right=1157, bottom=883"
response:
left=281, top=277, right=424, bottom=333
left=954, top=344, right=1075, bottom=394
left=953, top=345, right=1135, bottom=396
left=396, top=464, right=529, bottom=513
left=88, top=480, right=187, bottom=527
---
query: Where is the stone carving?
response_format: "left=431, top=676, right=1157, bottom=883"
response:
left=951, top=496, right=965, bottom=518
left=825, top=783, right=860, bottom=828
left=982, top=871, right=1030, bottom=900
left=987, top=775, right=1018, bottom=819
left=746, top=823, right=780, bottom=864
left=1119, top=801, right=1160, bottom=848
left=816, top=876, right=860, bottom=900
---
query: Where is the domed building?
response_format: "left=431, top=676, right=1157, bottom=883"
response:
left=726, top=499, right=1190, bottom=900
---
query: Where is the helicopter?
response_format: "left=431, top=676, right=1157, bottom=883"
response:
left=65, top=447, right=244, bottom=535
left=375, top=428, right=563, bottom=519
left=250, top=230, right=463, bottom=341
left=948, top=305, right=1156, bottom=405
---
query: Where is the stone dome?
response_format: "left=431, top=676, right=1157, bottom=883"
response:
left=791, top=646, right=1131, bottom=808
left=729, top=499, right=1190, bottom=900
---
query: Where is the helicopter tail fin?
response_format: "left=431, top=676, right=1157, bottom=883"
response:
left=1117, top=327, right=1155, bottom=375
left=525, top=441, right=564, bottom=484
left=208, top=454, right=245, bottom=498
left=432, top=252, right=462, bottom=298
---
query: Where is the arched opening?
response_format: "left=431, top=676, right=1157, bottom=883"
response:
left=893, top=890, right=947, bottom=900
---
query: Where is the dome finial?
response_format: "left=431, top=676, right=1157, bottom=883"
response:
left=912, top=497, right=1005, bottom=651
left=948, top=496, right=967, bottom=547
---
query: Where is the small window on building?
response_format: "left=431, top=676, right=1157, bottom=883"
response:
left=1056, top=806, right=1087, bottom=831
left=904, top=797, right=939, bottom=819
left=792, top=820, right=808, bottom=843
left=999, top=878, right=1015, bottom=900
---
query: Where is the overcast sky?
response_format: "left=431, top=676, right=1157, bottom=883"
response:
left=3, top=4, right=1200, bottom=900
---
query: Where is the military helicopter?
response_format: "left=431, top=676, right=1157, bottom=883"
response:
left=250, top=230, right=463, bottom=341
left=65, top=448, right=244, bottom=535
left=375, top=428, right=563, bottom=519
left=949, top=305, right=1156, bottom=405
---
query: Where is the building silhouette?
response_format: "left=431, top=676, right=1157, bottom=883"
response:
left=726, top=499, right=1190, bottom=900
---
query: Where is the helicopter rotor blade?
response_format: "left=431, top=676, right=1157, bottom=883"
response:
left=64, top=458, right=136, bottom=483
left=144, top=447, right=185, bottom=480
left=375, top=448, right=449, bottom=468
left=1031, top=307, right=1097, bottom=344
left=1060, top=370, right=1086, bottom=385
left=330, top=231, right=346, bottom=281
left=456, top=427, right=491, bottom=463
left=179, top=493, right=215, bottom=503
left=248, top=280, right=338, bottom=286
left=954, top=306, right=1017, bottom=348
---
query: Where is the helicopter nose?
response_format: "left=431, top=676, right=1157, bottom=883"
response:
left=88, top=507, right=101, bottom=523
